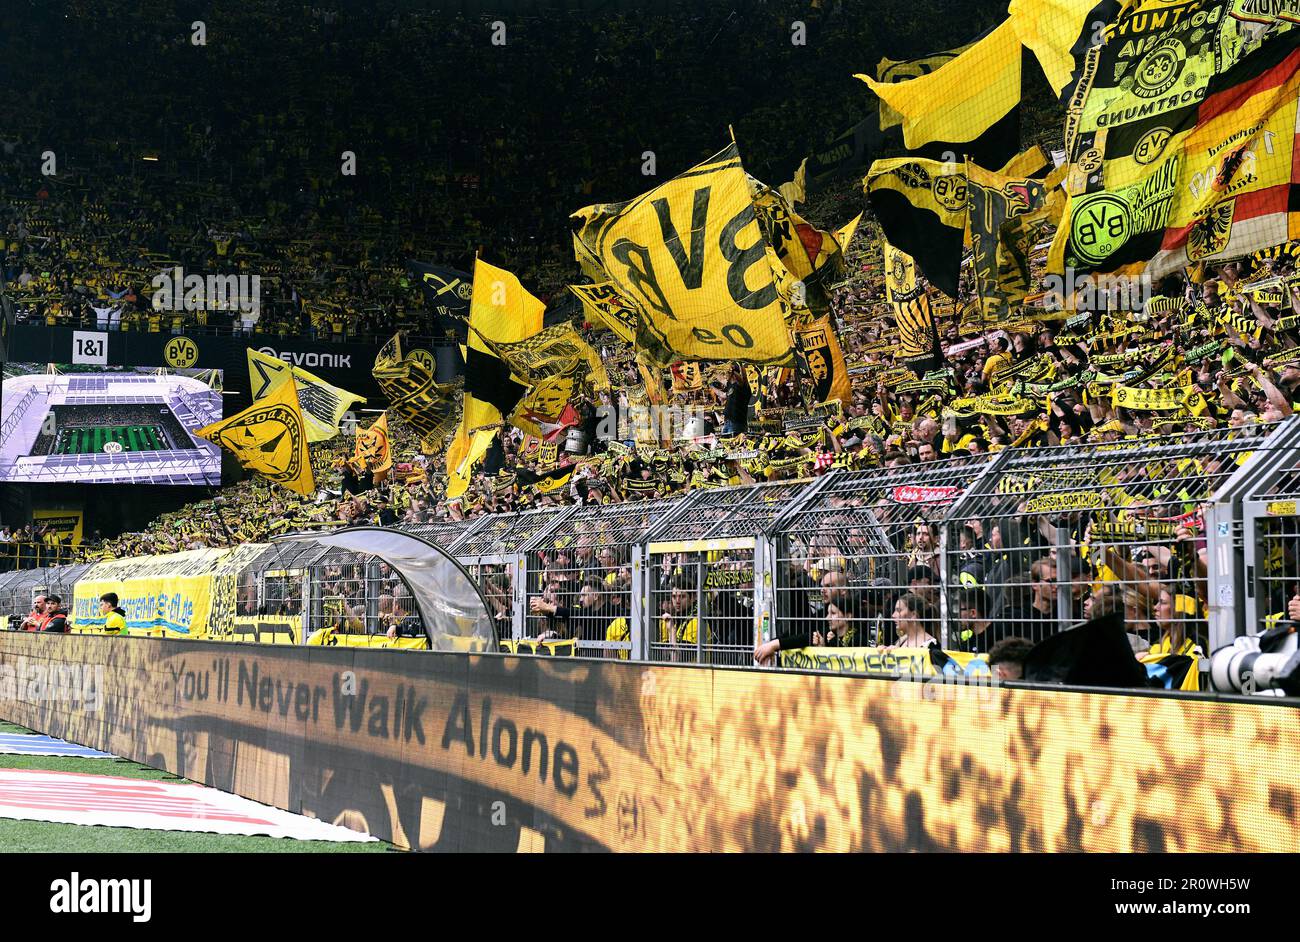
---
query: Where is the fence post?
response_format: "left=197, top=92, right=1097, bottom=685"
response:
left=1054, top=524, right=1075, bottom=636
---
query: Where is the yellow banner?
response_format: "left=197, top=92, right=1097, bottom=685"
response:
left=32, top=508, right=83, bottom=546
left=1112, top=384, right=1208, bottom=414
left=72, top=549, right=224, bottom=637
left=778, top=646, right=991, bottom=676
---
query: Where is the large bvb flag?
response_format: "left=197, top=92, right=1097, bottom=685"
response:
left=571, top=142, right=794, bottom=367
left=408, top=260, right=473, bottom=341
left=247, top=347, right=364, bottom=443
left=197, top=377, right=314, bottom=496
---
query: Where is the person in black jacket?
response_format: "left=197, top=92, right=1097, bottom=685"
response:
left=712, top=363, right=751, bottom=435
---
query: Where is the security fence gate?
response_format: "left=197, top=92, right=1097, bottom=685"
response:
left=1233, top=417, right=1300, bottom=636
left=519, top=497, right=680, bottom=658
left=443, top=506, right=576, bottom=647
left=942, top=424, right=1284, bottom=657
left=770, top=454, right=999, bottom=650
left=644, top=480, right=811, bottom=664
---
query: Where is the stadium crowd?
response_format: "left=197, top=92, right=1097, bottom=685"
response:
left=5, top=1, right=1299, bottom=671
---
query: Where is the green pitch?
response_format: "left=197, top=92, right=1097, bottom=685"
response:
left=55, top=424, right=168, bottom=455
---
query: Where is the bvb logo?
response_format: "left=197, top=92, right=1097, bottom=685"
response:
left=1071, top=193, right=1131, bottom=265
left=1133, top=41, right=1185, bottom=99
left=408, top=348, right=435, bottom=375
left=1077, top=148, right=1103, bottom=174
left=455, top=282, right=473, bottom=301
left=888, top=252, right=914, bottom=294
left=1133, top=127, right=1173, bottom=165
left=164, top=336, right=198, bottom=368
left=932, top=174, right=967, bottom=212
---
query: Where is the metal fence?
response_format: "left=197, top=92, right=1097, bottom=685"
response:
left=943, top=424, right=1282, bottom=656
left=644, top=479, right=812, bottom=666
left=8, top=419, right=1300, bottom=666
left=520, top=498, right=678, bottom=658
left=771, top=454, right=997, bottom=652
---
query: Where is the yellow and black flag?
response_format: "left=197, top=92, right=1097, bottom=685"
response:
left=371, top=338, right=458, bottom=446
left=569, top=282, right=638, bottom=344
left=1053, top=11, right=1300, bottom=278
left=858, top=19, right=1023, bottom=170
left=197, top=377, right=314, bottom=496
left=874, top=38, right=977, bottom=131
left=795, top=316, right=853, bottom=405
left=408, top=261, right=473, bottom=341
left=1009, top=0, right=1128, bottom=101
left=447, top=259, right=545, bottom=498
left=571, top=142, right=794, bottom=367
left=751, top=176, right=847, bottom=312
left=885, top=239, right=943, bottom=374
left=354, top=411, right=392, bottom=476
left=966, top=160, right=1049, bottom=322
left=865, top=157, right=968, bottom=298
left=247, top=348, right=364, bottom=443
left=481, top=322, right=611, bottom=392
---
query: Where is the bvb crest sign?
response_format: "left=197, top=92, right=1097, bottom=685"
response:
left=197, top=378, right=314, bottom=496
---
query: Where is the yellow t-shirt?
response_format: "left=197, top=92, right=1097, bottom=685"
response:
left=104, top=610, right=127, bottom=634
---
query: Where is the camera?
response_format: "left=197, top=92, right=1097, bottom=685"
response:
left=1209, top=625, right=1300, bottom=697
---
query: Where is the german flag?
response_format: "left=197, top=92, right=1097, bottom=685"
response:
left=1147, top=42, right=1300, bottom=280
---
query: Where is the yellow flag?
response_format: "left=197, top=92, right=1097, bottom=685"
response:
left=446, top=427, right=497, bottom=500
left=569, top=282, right=637, bottom=343
left=858, top=20, right=1022, bottom=155
left=571, top=142, right=793, bottom=366
left=247, top=347, right=364, bottom=443
left=479, top=322, right=610, bottom=392
left=1009, top=0, right=1124, bottom=98
left=875, top=39, right=977, bottom=130
left=835, top=212, right=864, bottom=254
left=354, top=412, right=392, bottom=475
left=197, top=378, right=314, bottom=496
left=795, top=316, right=853, bottom=405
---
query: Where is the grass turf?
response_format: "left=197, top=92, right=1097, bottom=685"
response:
left=0, top=721, right=393, bottom=852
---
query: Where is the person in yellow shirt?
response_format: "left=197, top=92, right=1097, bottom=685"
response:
left=99, top=592, right=127, bottom=634
left=981, top=337, right=1012, bottom=384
